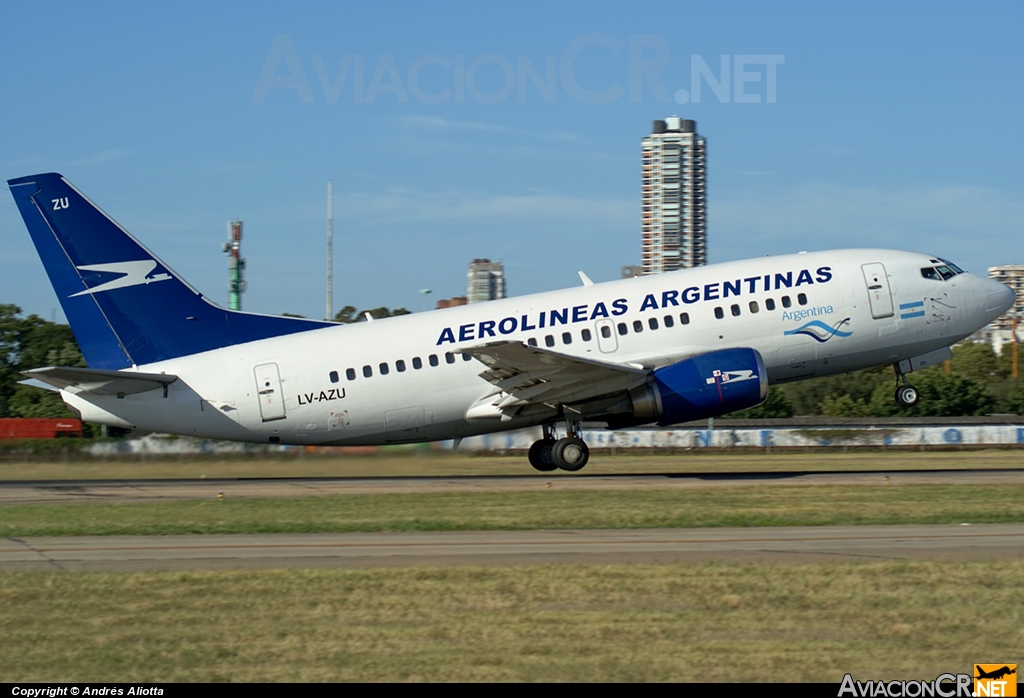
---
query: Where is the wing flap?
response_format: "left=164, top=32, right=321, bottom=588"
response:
left=21, top=366, right=178, bottom=396
left=461, top=341, right=647, bottom=418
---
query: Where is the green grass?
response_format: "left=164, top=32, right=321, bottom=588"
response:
left=0, top=449, right=1021, bottom=480
left=2, top=561, right=1021, bottom=681
left=4, top=483, right=1024, bottom=536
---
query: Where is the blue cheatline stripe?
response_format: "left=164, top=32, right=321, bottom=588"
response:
left=899, top=300, right=925, bottom=309
left=900, top=311, right=926, bottom=319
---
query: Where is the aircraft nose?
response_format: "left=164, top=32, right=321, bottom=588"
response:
left=983, top=279, right=1017, bottom=319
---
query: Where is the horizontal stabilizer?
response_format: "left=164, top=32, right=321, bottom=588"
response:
left=21, top=366, right=178, bottom=396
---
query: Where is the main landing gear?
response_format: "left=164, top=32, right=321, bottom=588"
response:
left=528, top=420, right=590, bottom=473
left=893, top=364, right=920, bottom=408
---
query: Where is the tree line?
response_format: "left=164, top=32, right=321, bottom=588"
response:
left=1, top=304, right=1021, bottom=423
left=728, top=342, right=1024, bottom=418
left=0, top=305, right=86, bottom=419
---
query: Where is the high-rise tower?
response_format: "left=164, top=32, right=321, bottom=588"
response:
left=467, top=259, right=505, bottom=303
left=641, top=117, right=706, bottom=274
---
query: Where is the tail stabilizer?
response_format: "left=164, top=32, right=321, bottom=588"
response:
left=8, top=173, right=333, bottom=369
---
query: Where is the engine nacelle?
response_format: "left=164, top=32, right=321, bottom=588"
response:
left=628, top=348, right=768, bottom=426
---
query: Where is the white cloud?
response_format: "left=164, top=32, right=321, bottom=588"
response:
left=713, top=182, right=1024, bottom=273
left=66, top=149, right=132, bottom=167
left=336, top=187, right=633, bottom=226
left=394, top=114, right=592, bottom=145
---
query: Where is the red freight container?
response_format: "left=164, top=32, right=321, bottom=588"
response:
left=0, top=418, right=83, bottom=439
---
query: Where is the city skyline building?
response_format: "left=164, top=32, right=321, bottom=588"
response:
left=467, top=258, right=505, bottom=303
left=989, top=265, right=1024, bottom=329
left=436, top=296, right=467, bottom=309
left=988, top=265, right=1023, bottom=355
left=641, top=116, right=706, bottom=275
left=967, top=264, right=1022, bottom=353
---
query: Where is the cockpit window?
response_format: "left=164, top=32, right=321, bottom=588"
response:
left=921, top=267, right=941, bottom=281
left=935, top=265, right=956, bottom=280
left=938, top=258, right=964, bottom=274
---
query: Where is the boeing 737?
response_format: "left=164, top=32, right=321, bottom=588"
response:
left=7, top=173, right=1017, bottom=471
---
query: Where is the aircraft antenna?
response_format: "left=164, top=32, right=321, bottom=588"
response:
left=327, top=179, right=333, bottom=321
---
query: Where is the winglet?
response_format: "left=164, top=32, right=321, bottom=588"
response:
left=578, top=271, right=594, bottom=286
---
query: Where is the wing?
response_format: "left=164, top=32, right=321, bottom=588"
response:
left=461, top=340, right=648, bottom=420
left=21, top=366, right=178, bottom=396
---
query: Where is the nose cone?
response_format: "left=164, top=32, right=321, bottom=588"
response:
left=982, top=278, right=1017, bottom=321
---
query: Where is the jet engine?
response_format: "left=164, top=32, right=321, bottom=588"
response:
left=626, top=347, right=768, bottom=426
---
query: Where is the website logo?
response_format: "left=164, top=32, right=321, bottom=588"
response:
left=975, top=665, right=1016, bottom=697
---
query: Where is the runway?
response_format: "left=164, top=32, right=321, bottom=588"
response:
left=3, top=524, right=1023, bottom=572
left=3, top=467, right=1024, bottom=504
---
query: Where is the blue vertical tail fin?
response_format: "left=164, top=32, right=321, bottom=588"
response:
left=8, top=173, right=332, bottom=369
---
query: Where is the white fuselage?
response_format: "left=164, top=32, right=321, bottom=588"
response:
left=62, top=249, right=1010, bottom=445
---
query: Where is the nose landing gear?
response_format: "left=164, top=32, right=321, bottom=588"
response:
left=893, top=363, right=920, bottom=407
left=895, top=384, right=919, bottom=407
left=528, top=419, right=590, bottom=472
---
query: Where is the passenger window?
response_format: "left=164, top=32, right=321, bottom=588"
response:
left=633, top=320, right=643, bottom=333
left=617, top=322, right=628, bottom=335
left=664, top=315, right=675, bottom=328
left=581, top=328, right=592, bottom=341
left=462, top=353, right=472, bottom=361
left=396, top=360, right=406, bottom=372
left=749, top=301, right=759, bottom=314
left=649, top=317, right=659, bottom=330
left=797, top=293, right=807, bottom=306
left=329, top=371, right=339, bottom=383
left=766, top=298, right=776, bottom=311
left=412, top=357, right=422, bottom=369
left=714, top=307, right=724, bottom=319
left=680, top=312, right=690, bottom=325
left=528, top=338, right=538, bottom=347
left=731, top=304, right=741, bottom=317
left=346, top=368, right=356, bottom=381
left=379, top=362, right=389, bottom=375
left=562, top=332, right=572, bottom=345
left=362, top=365, right=372, bottom=378
left=429, top=354, right=439, bottom=367
left=545, top=335, right=555, bottom=347
left=601, top=325, right=612, bottom=339
left=445, top=352, right=456, bottom=364
left=782, top=296, right=792, bottom=308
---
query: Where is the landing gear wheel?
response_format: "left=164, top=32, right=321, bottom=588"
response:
left=895, top=384, right=919, bottom=407
left=552, top=437, right=590, bottom=472
left=528, top=439, right=558, bottom=472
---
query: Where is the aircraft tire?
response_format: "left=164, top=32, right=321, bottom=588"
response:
left=552, top=437, right=589, bottom=472
left=528, top=439, right=558, bottom=472
left=895, top=384, right=919, bottom=407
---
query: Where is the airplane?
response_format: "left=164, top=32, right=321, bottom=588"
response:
left=7, top=172, right=1017, bottom=472
left=975, top=666, right=1016, bottom=681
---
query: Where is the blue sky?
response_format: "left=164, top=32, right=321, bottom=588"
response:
left=2, top=1, right=1022, bottom=322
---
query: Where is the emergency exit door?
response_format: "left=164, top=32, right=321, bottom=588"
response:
left=595, top=319, right=618, bottom=353
left=861, top=263, right=894, bottom=319
left=254, top=363, right=287, bottom=422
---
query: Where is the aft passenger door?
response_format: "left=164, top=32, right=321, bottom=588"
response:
left=253, top=363, right=287, bottom=422
left=861, top=263, right=894, bottom=319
